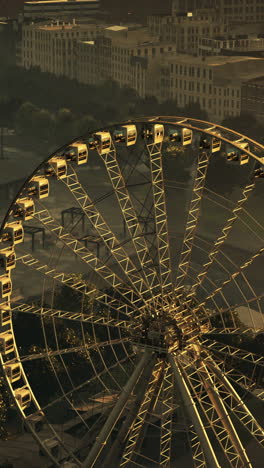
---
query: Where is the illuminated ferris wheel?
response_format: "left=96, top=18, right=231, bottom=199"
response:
left=0, top=116, right=264, bottom=467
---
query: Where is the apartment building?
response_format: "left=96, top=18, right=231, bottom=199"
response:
left=21, top=20, right=105, bottom=77
left=147, top=14, right=228, bottom=54
left=23, top=0, right=100, bottom=20
left=76, top=26, right=177, bottom=96
left=157, top=55, right=264, bottom=122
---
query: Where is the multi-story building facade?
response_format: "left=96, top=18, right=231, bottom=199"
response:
left=199, top=34, right=264, bottom=57
left=21, top=20, right=105, bottom=77
left=171, top=0, right=264, bottom=23
left=23, top=0, right=100, bottom=20
left=77, top=26, right=177, bottom=96
left=157, top=54, right=264, bottom=122
left=171, top=1, right=216, bottom=14
left=242, top=76, right=264, bottom=123
left=216, top=0, right=264, bottom=24
left=147, top=13, right=228, bottom=54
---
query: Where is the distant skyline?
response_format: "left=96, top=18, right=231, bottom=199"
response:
left=0, top=0, right=172, bottom=19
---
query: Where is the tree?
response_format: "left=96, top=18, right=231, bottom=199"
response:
left=221, top=112, right=264, bottom=142
left=14, top=101, right=39, bottom=142
left=183, top=101, right=209, bottom=121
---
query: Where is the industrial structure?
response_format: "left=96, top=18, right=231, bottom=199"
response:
left=0, top=116, right=263, bottom=467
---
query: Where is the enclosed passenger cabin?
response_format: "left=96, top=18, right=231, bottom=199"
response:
left=26, top=412, right=44, bottom=432
left=45, top=157, right=67, bottom=179
left=15, top=388, right=31, bottom=410
left=64, top=143, right=88, bottom=165
left=113, top=125, right=137, bottom=146
left=225, top=139, right=250, bottom=165
left=94, top=131, right=111, bottom=155
left=142, top=124, right=164, bottom=144
left=254, top=165, right=264, bottom=178
left=27, top=177, right=49, bottom=199
left=0, top=305, right=11, bottom=328
left=4, top=363, right=21, bottom=383
left=0, top=332, right=14, bottom=354
left=199, top=127, right=221, bottom=153
left=1, top=221, right=24, bottom=245
left=0, top=248, right=16, bottom=272
left=40, top=438, right=59, bottom=458
left=168, top=127, right=192, bottom=146
left=0, top=275, right=12, bottom=299
left=13, top=198, right=34, bottom=220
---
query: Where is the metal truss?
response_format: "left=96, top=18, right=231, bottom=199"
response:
left=191, top=179, right=256, bottom=294
left=205, top=359, right=264, bottom=447
left=10, top=302, right=133, bottom=331
left=120, top=359, right=164, bottom=466
left=61, top=165, right=152, bottom=304
left=179, top=355, right=252, bottom=468
left=146, top=142, right=172, bottom=295
left=16, top=249, right=133, bottom=318
left=1, top=117, right=264, bottom=468
left=175, top=151, right=210, bottom=291
left=200, top=337, right=264, bottom=367
left=97, top=141, right=160, bottom=299
left=33, top=202, right=143, bottom=312
left=82, top=350, right=152, bottom=468
left=193, top=245, right=264, bottom=313
left=159, top=364, right=174, bottom=467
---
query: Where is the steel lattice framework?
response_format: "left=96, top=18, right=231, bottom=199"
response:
left=0, top=116, right=264, bottom=468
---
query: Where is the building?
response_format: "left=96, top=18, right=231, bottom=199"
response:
left=171, top=0, right=216, bottom=14
left=147, top=13, right=228, bottom=55
left=21, top=20, right=105, bottom=77
left=199, top=34, right=264, bottom=57
left=242, top=76, right=264, bottom=122
left=216, top=0, right=264, bottom=24
left=157, top=55, right=264, bottom=122
left=23, top=0, right=100, bottom=20
left=77, top=26, right=177, bottom=96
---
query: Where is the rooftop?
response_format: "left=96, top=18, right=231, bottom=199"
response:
left=105, top=25, right=128, bottom=32
left=25, top=0, right=97, bottom=4
left=162, top=54, right=263, bottom=67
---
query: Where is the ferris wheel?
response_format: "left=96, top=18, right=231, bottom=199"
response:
left=0, top=116, right=264, bottom=468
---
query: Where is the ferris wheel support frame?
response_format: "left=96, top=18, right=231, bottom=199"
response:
left=0, top=116, right=263, bottom=467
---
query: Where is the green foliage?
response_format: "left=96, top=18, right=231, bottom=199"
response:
left=0, top=373, right=9, bottom=439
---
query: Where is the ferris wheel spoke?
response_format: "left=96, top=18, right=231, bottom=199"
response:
left=179, top=355, right=252, bottom=467
left=98, top=142, right=160, bottom=297
left=191, top=234, right=263, bottom=320
left=192, top=246, right=264, bottom=314
left=205, top=360, right=264, bottom=447
left=120, top=359, right=165, bottom=466
left=159, top=364, right=174, bottom=467
left=175, top=151, right=210, bottom=292
left=168, top=355, right=221, bottom=468
left=10, top=302, right=134, bottom=331
left=16, top=250, right=133, bottom=318
left=33, top=202, right=142, bottom=310
left=146, top=141, right=172, bottom=294
left=213, top=356, right=264, bottom=402
left=27, top=352, right=136, bottom=419
left=61, top=165, right=152, bottom=305
left=82, top=350, right=152, bottom=468
left=191, top=177, right=256, bottom=295
left=200, top=337, right=264, bottom=367
left=9, top=338, right=129, bottom=363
